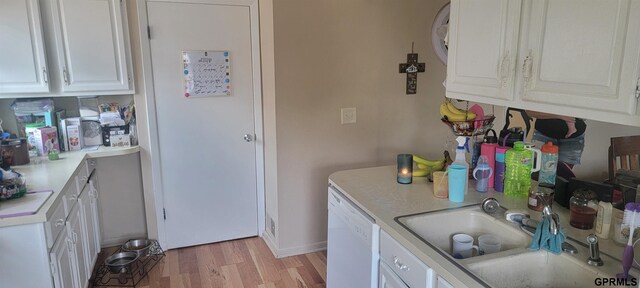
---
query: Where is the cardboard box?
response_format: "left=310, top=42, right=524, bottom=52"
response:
left=33, top=127, right=59, bottom=156
left=67, top=125, right=83, bottom=151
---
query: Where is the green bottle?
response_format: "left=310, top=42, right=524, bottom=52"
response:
left=504, top=142, right=534, bottom=197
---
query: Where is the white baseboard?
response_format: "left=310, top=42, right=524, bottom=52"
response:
left=261, top=232, right=326, bottom=258
left=101, top=233, right=148, bottom=248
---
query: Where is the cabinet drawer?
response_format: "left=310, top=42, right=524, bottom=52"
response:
left=380, top=230, right=431, bottom=288
left=87, top=159, right=97, bottom=175
left=62, top=182, right=79, bottom=218
left=76, top=161, right=91, bottom=191
left=45, top=201, right=66, bottom=249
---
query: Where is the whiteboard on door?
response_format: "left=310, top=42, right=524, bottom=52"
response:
left=182, top=50, right=231, bottom=97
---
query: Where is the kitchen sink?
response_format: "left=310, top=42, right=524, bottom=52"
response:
left=396, top=206, right=529, bottom=256
left=396, top=205, right=639, bottom=288
left=461, top=249, right=617, bottom=288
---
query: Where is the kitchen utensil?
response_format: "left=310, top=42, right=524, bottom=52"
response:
left=122, top=239, right=152, bottom=256
left=105, top=252, right=138, bottom=274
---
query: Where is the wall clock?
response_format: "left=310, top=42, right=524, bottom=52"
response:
left=432, top=2, right=450, bottom=65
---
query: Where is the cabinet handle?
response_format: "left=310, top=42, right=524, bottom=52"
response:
left=63, top=67, right=69, bottom=85
left=42, top=67, right=48, bottom=83
left=498, top=51, right=510, bottom=87
left=393, top=256, right=410, bottom=271
left=70, top=194, right=77, bottom=201
left=72, top=231, right=78, bottom=244
left=522, top=50, right=534, bottom=89
left=55, top=219, right=65, bottom=227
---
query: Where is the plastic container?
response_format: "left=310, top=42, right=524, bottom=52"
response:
left=528, top=183, right=554, bottom=212
left=504, top=142, right=536, bottom=197
left=480, top=129, right=498, bottom=188
left=473, top=156, right=493, bottom=192
left=539, top=142, right=559, bottom=186
left=494, top=146, right=508, bottom=192
left=569, top=189, right=599, bottom=229
left=595, top=201, right=613, bottom=239
left=448, top=136, right=469, bottom=203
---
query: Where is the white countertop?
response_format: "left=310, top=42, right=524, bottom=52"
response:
left=329, top=165, right=638, bottom=288
left=0, top=146, right=140, bottom=228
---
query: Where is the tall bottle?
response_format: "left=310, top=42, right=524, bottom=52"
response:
left=480, top=129, right=498, bottom=188
left=448, top=136, right=470, bottom=203
left=539, top=141, right=559, bottom=185
left=504, top=142, right=535, bottom=197
left=494, top=146, right=508, bottom=192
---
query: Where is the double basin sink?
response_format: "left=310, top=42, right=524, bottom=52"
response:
left=396, top=206, right=633, bottom=288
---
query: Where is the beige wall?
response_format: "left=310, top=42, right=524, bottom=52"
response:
left=271, top=0, right=451, bottom=253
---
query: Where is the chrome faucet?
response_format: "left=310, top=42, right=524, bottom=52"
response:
left=538, top=195, right=559, bottom=235
left=537, top=195, right=578, bottom=254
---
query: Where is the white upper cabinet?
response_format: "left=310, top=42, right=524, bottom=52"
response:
left=446, top=0, right=521, bottom=102
left=0, top=0, right=133, bottom=97
left=446, top=0, right=640, bottom=126
left=49, top=0, right=131, bottom=93
left=519, top=0, right=640, bottom=115
left=0, top=0, right=49, bottom=94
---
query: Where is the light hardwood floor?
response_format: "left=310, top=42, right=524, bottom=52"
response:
left=92, top=237, right=327, bottom=288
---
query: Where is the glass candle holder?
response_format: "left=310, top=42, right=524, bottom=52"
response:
left=397, top=154, right=413, bottom=184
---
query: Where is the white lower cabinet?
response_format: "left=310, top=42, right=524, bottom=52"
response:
left=379, top=261, right=409, bottom=288
left=378, top=229, right=455, bottom=288
left=379, top=230, right=434, bottom=288
left=67, top=203, right=88, bottom=288
left=50, top=232, right=75, bottom=288
left=78, top=178, right=100, bottom=278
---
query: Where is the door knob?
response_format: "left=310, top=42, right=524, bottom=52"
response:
left=243, top=134, right=253, bottom=142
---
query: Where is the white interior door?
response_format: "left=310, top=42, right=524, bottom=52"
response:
left=147, top=1, right=259, bottom=249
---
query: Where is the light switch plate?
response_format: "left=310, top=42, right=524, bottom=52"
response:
left=341, top=107, right=356, bottom=124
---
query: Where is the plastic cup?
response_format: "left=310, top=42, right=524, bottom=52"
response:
left=433, top=171, right=448, bottom=198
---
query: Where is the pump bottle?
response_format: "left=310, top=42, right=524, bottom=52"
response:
left=448, top=136, right=470, bottom=203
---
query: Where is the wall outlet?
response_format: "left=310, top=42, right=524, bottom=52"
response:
left=341, top=107, right=356, bottom=124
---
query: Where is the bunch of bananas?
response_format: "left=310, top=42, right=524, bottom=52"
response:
left=412, top=151, right=453, bottom=177
left=439, top=100, right=476, bottom=122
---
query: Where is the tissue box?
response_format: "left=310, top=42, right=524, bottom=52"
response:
left=33, top=127, right=59, bottom=156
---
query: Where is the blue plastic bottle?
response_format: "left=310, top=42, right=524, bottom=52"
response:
left=448, top=136, right=469, bottom=202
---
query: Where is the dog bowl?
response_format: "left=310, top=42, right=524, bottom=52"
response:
left=122, top=239, right=152, bottom=256
left=105, top=252, right=138, bottom=274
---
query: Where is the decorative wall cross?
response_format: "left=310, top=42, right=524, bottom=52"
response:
left=399, top=43, right=425, bottom=94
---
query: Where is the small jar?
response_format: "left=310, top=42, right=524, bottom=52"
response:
left=528, top=184, right=554, bottom=212
left=569, top=189, right=599, bottom=230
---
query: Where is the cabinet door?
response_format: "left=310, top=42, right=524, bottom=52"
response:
left=0, top=0, right=49, bottom=94
left=49, top=0, right=130, bottom=93
left=89, top=178, right=101, bottom=253
left=67, top=204, right=88, bottom=288
left=520, top=0, right=640, bottom=116
left=79, top=186, right=99, bottom=278
left=446, top=0, right=522, bottom=103
left=50, top=234, right=76, bottom=288
left=379, top=262, right=409, bottom=288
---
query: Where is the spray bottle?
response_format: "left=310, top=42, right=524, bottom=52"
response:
left=448, top=136, right=470, bottom=203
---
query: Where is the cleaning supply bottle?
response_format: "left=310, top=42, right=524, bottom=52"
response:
left=504, top=142, right=535, bottom=197
left=480, top=129, right=498, bottom=188
left=448, top=136, right=470, bottom=203
left=539, top=141, right=559, bottom=185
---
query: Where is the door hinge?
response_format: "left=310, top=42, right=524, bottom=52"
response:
left=163, top=208, right=166, bottom=220
left=147, top=26, right=151, bottom=39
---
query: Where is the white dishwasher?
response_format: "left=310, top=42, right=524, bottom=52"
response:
left=327, top=185, right=379, bottom=288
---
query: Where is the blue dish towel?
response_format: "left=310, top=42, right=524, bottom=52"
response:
left=529, top=215, right=565, bottom=255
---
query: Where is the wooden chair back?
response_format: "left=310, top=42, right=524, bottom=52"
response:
left=609, top=135, right=640, bottom=181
